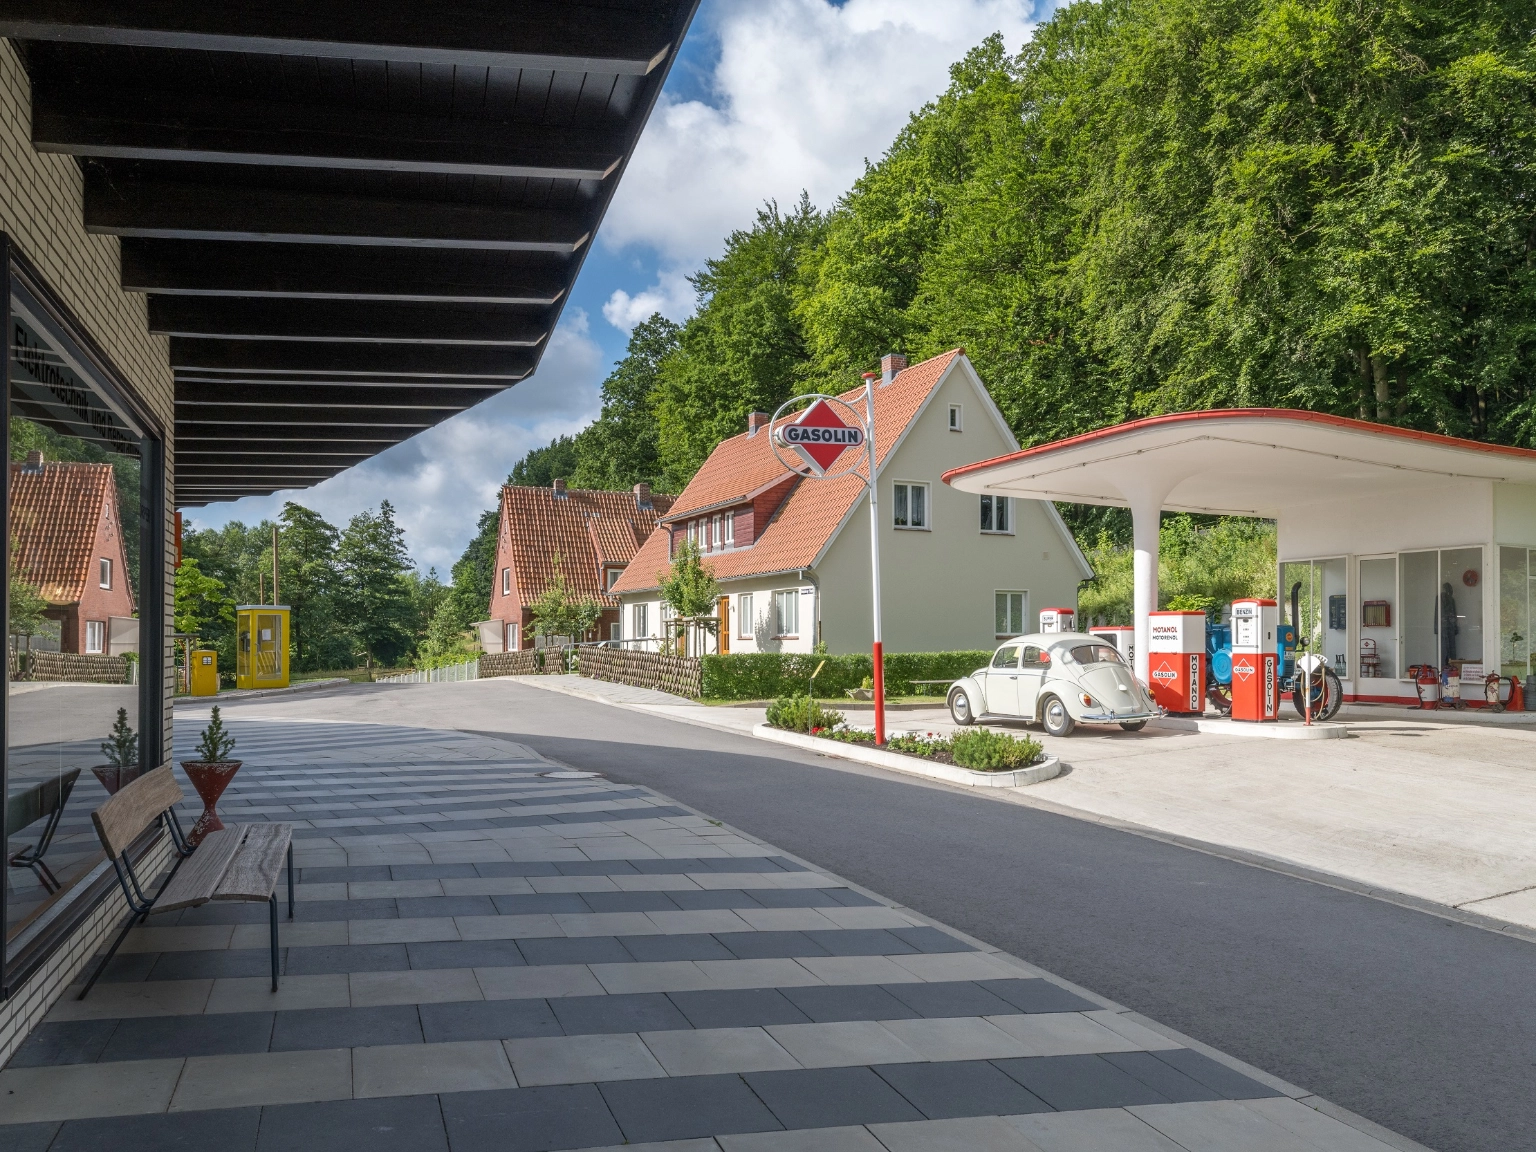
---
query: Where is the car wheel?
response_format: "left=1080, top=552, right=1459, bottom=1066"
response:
left=948, top=688, right=975, bottom=727
left=1040, top=694, right=1075, bottom=737
left=1119, top=720, right=1147, bottom=732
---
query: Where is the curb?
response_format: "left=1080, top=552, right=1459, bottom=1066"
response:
left=751, top=724, right=1062, bottom=788
left=1150, top=715, right=1349, bottom=740
left=175, top=677, right=352, bottom=703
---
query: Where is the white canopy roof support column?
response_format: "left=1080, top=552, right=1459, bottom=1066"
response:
left=1128, top=486, right=1168, bottom=686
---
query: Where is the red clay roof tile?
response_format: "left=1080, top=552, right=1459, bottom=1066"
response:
left=502, top=485, right=675, bottom=609
left=9, top=460, right=120, bottom=606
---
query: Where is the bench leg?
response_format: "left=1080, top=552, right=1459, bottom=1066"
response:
left=269, top=893, right=280, bottom=993
left=77, top=908, right=147, bottom=1001
left=287, top=841, right=295, bottom=919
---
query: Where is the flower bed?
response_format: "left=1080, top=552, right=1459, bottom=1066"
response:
left=809, top=724, right=1045, bottom=771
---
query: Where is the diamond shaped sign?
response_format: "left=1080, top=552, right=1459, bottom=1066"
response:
left=777, top=399, right=865, bottom=476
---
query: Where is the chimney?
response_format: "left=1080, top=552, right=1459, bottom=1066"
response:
left=633, top=482, right=653, bottom=510
left=880, top=353, right=907, bottom=388
left=552, top=478, right=567, bottom=498
left=21, top=450, right=44, bottom=473
left=747, top=412, right=769, bottom=436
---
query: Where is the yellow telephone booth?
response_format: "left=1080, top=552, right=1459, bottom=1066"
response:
left=189, top=650, right=220, bottom=696
left=236, top=605, right=290, bottom=690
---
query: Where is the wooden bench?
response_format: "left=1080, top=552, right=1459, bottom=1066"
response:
left=79, top=765, right=293, bottom=1000
left=7, top=767, right=81, bottom=893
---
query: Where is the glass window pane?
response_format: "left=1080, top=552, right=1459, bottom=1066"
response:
left=1400, top=551, right=1439, bottom=674
left=995, top=592, right=1008, bottom=635
left=1499, top=547, right=1528, bottom=679
left=1359, top=557, right=1396, bottom=679
left=980, top=495, right=992, bottom=532
left=997, top=498, right=1009, bottom=533
left=893, top=484, right=908, bottom=527
left=1439, top=547, right=1483, bottom=670
left=912, top=485, right=926, bottom=527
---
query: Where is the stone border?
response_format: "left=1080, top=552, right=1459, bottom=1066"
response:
left=752, top=724, right=1061, bottom=788
left=1150, top=715, right=1348, bottom=740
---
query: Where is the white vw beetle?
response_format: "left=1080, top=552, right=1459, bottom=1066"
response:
left=948, top=633, right=1158, bottom=737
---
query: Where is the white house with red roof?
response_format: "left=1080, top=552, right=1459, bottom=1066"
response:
left=610, top=351, right=1091, bottom=654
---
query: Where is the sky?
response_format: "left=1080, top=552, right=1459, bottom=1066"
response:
left=186, top=0, right=1053, bottom=575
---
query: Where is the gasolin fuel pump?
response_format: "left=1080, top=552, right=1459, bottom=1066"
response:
left=1229, top=598, right=1280, bottom=721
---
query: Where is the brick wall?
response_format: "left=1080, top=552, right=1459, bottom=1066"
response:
left=0, top=39, right=176, bottom=1050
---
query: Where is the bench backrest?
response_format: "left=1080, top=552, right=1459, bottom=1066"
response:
left=91, top=765, right=184, bottom=858
left=6, top=768, right=80, bottom=838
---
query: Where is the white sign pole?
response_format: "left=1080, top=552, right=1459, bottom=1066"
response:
left=862, top=372, right=885, bottom=746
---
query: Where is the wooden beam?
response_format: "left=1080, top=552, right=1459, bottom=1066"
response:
left=177, top=452, right=372, bottom=467
left=176, top=382, right=502, bottom=408
left=177, top=408, right=453, bottom=427
left=34, top=85, right=626, bottom=179
left=0, top=2, right=676, bottom=74
left=86, top=167, right=592, bottom=251
left=150, top=298, right=550, bottom=345
left=168, top=338, right=537, bottom=377
left=122, top=241, right=568, bottom=304
left=174, top=370, right=520, bottom=389
left=175, top=426, right=413, bottom=444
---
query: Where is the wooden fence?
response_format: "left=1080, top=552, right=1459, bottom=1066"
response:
left=576, top=647, right=701, bottom=699
left=22, top=651, right=133, bottom=684
left=480, top=648, right=558, bottom=678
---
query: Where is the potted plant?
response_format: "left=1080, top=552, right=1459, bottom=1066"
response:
left=180, top=706, right=241, bottom=846
left=92, top=707, right=139, bottom=794
left=846, top=675, right=875, bottom=702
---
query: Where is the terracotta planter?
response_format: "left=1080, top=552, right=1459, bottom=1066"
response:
left=90, top=764, right=138, bottom=795
left=179, top=760, right=242, bottom=847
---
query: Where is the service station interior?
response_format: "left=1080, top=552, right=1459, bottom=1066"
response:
left=944, top=409, right=1536, bottom=711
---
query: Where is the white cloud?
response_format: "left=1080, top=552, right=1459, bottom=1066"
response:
left=602, top=268, right=695, bottom=333
left=603, top=0, right=1040, bottom=274
left=186, top=313, right=606, bottom=575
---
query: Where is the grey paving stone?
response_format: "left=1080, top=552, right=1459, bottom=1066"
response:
left=99, top=1011, right=274, bottom=1062
left=476, top=862, right=561, bottom=878
left=581, top=890, right=681, bottom=914
left=1103, top=1052, right=1227, bottom=1103
left=494, top=893, right=592, bottom=915
left=995, top=1054, right=1173, bottom=1111
left=889, top=926, right=975, bottom=954
left=825, top=889, right=880, bottom=907
left=805, top=930, right=918, bottom=957
left=144, top=949, right=280, bottom=982
left=601, top=1073, right=782, bottom=1144
left=620, top=934, right=735, bottom=963
left=557, top=860, right=639, bottom=876
left=669, top=889, right=764, bottom=911
left=667, top=988, right=812, bottom=1031
left=6, top=1020, right=117, bottom=1067
left=97, top=951, right=157, bottom=982
left=302, top=866, right=390, bottom=883
left=781, top=984, right=922, bottom=1023
left=442, top=1083, right=623, bottom=1152
left=632, top=858, right=706, bottom=874
left=295, top=899, right=399, bottom=922
left=745, top=1066, right=925, bottom=1129
left=407, top=939, right=527, bottom=969
left=53, top=1107, right=260, bottom=1151
left=1149, top=1048, right=1284, bottom=1099
left=420, top=998, right=563, bottom=1044
left=882, top=981, right=1017, bottom=1019
left=749, top=890, right=844, bottom=909
left=518, top=936, right=634, bottom=966
left=397, top=896, right=499, bottom=918
left=977, top=979, right=1100, bottom=1015
left=703, top=858, right=788, bottom=873
left=270, top=1005, right=423, bottom=1052
left=0, top=1123, right=58, bottom=1152
left=286, top=944, right=408, bottom=976
left=873, top=1060, right=1052, bottom=1119
left=551, top=993, right=692, bottom=1036
left=715, top=931, right=829, bottom=960
left=392, top=864, right=479, bottom=880
left=256, top=1094, right=448, bottom=1152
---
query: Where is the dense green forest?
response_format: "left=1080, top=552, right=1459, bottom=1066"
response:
left=506, top=0, right=1534, bottom=560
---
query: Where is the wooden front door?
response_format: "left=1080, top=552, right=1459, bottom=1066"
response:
left=718, top=597, right=730, bottom=654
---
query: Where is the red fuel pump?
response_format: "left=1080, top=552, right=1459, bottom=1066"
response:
left=1147, top=611, right=1206, bottom=715
left=1230, top=599, right=1280, bottom=722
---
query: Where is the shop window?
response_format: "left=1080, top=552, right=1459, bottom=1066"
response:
left=995, top=591, right=1028, bottom=638
left=1400, top=548, right=1483, bottom=677
left=1280, top=558, right=1348, bottom=678
left=1499, top=547, right=1536, bottom=681
left=6, top=243, right=164, bottom=964
left=1359, top=557, right=1398, bottom=679
left=893, top=482, right=928, bottom=529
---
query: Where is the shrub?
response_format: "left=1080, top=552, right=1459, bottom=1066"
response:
left=949, top=728, right=1043, bottom=771
left=765, top=694, right=845, bottom=733
left=195, top=705, right=237, bottom=762
left=701, top=650, right=991, bottom=700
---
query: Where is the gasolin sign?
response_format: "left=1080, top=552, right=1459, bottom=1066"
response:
left=777, top=399, right=864, bottom=476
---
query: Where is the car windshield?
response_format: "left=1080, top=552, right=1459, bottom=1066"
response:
left=1067, top=643, right=1124, bottom=666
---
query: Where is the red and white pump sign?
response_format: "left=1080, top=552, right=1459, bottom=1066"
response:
left=777, top=399, right=865, bottom=476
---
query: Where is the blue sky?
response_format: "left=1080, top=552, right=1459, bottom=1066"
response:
left=188, top=0, right=1052, bottom=575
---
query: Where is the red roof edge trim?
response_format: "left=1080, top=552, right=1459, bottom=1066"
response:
left=941, top=408, right=1536, bottom=486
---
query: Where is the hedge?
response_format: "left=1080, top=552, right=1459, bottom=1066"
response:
left=699, top=651, right=992, bottom=701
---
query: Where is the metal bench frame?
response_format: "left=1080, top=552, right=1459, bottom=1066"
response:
left=7, top=768, right=82, bottom=893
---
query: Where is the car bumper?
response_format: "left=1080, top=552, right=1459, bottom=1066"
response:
left=1077, top=709, right=1158, bottom=723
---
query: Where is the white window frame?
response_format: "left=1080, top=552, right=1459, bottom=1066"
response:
left=501, top=567, right=511, bottom=596
left=85, top=620, right=106, bottom=654
left=773, top=589, right=800, bottom=638
left=738, top=592, right=755, bottom=639
left=892, top=481, right=930, bottom=531
left=980, top=494, right=1013, bottom=535
left=606, top=567, right=624, bottom=591
left=633, top=603, right=649, bottom=638
left=609, top=621, right=620, bottom=642
left=995, top=590, right=1028, bottom=639
left=948, top=404, right=963, bottom=431
left=505, top=622, right=519, bottom=651
left=723, top=512, right=735, bottom=548
left=99, top=557, right=112, bottom=588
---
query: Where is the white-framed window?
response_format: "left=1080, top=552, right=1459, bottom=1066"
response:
left=633, top=603, right=649, bottom=638
left=723, top=512, right=735, bottom=548
left=606, top=567, right=624, bottom=591
left=773, top=589, right=799, bottom=637
left=609, top=621, right=620, bottom=642
left=980, top=495, right=1012, bottom=534
left=501, top=567, right=511, bottom=596
left=948, top=404, right=963, bottom=431
left=995, top=591, right=1028, bottom=638
left=99, top=557, right=112, bottom=588
left=892, top=482, right=929, bottom=530
left=85, top=620, right=106, bottom=654
left=505, top=622, right=519, bottom=651
left=738, top=592, right=755, bottom=639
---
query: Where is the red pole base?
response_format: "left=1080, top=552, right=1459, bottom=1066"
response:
left=872, top=640, right=885, bottom=746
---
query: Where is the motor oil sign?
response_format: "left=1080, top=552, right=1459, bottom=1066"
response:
left=777, top=400, right=864, bottom=476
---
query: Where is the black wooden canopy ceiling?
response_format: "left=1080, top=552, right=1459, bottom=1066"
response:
left=0, top=1, right=700, bottom=505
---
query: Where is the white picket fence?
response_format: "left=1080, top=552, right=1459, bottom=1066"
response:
left=377, top=658, right=480, bottom=684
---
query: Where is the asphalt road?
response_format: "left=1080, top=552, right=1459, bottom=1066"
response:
left=222, top=680, right=1535, bottom=1152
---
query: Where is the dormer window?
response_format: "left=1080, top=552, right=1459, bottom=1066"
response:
left=606, top=567, right=624, bottom=591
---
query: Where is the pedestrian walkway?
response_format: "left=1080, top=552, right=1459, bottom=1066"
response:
left=0, top=717, right=1419, bottom=1150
